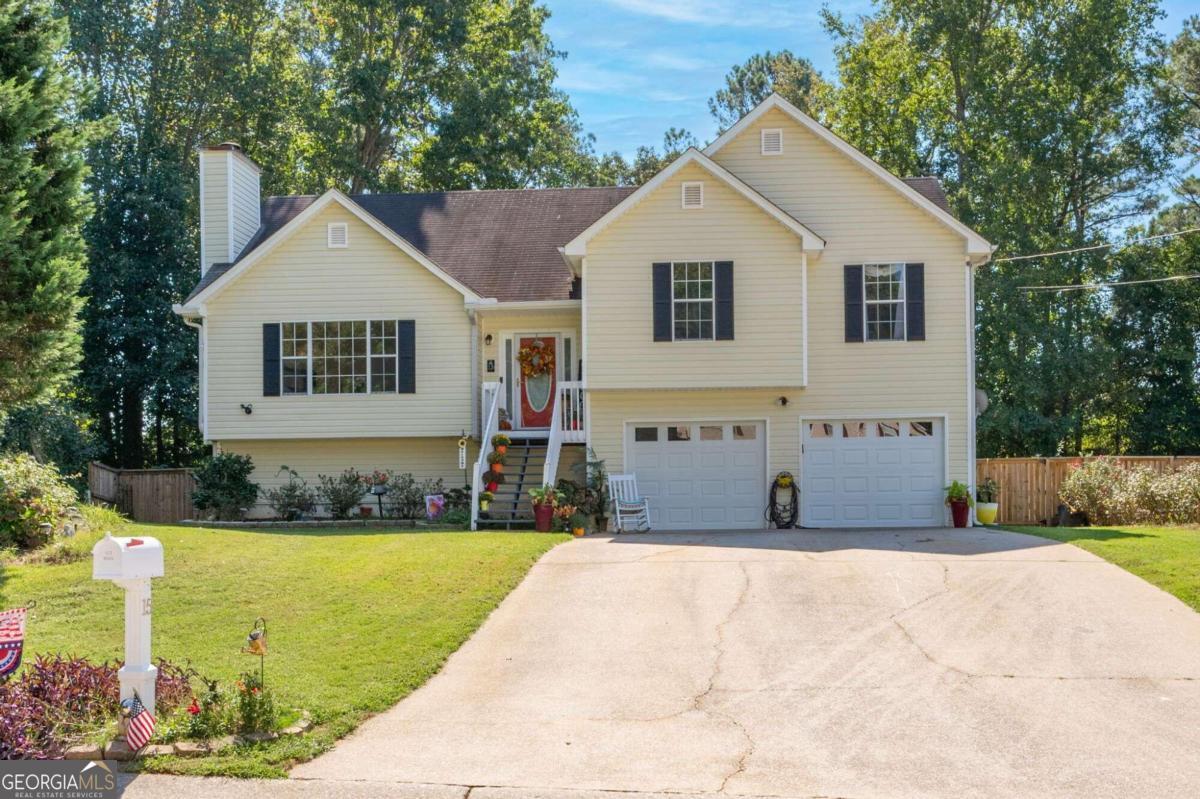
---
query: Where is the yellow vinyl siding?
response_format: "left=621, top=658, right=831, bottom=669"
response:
left=703, top=106, right=973, bottom=487
left=584, top=162, right=806, bottom=390
left=204, top=203, right=471, bottom=439
left=219, top=437, right=475, bottom=518
left=199, top=151, right=229, bottom=272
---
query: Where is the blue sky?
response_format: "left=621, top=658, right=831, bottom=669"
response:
left=544, top=0, right=1199, bottom=159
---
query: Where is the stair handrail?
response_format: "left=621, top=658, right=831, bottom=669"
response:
left=540, top=384, right=565, bottom=492
left=471, top=381, right=502, bottom=530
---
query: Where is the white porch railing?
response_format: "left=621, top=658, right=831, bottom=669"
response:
left=471, top=381, right=502, bottom=531
left=558, top=381, right=586, bottom=444
left=540, top=381, right=585, bottom=491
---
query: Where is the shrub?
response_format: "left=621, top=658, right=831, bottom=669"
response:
left=264, top=466, right=317, bottom=521
left=387, top=473, right=445, bottom=520
left=235, top=671, right=276, bottom=733
left=441, top=508, right=470, bottom=527
left=1060, top=458, right=1200, bottom=526
left=0, top=453, right=77, bottom=551
left=0, top=655, right=191, bottom=758
left=317, top=468, right=365, bottom=520
left=192, top=453, right=259, bottom=521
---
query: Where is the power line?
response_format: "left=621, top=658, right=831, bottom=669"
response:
left=1018, top=273, right=1200, bottom=292
left=994, top=226, right=1200, bottom=263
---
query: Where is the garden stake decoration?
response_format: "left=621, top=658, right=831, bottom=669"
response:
left=241, top=617, right=268, bottom=689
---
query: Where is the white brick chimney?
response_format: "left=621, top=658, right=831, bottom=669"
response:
left=198, top=143, right=262, bottom=274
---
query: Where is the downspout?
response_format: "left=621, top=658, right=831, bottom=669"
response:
left=469, top=307, right=479, bottom=439
left=966, top=260, right=977, bottom=526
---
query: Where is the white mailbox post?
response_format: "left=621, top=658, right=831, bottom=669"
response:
left=92, top=534, right=164, bottom=714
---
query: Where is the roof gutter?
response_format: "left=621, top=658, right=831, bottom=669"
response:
left=465, top=299, right=581, bottom=312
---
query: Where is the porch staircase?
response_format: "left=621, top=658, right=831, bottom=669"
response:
left=478, top=438, right=547, bottom=529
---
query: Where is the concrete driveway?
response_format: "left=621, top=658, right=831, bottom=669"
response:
left=131, top=528, right=1200, bottom=799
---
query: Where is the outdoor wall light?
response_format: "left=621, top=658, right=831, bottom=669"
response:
left=241, top=403, right=253, bottom=415
left=484, top=334, right=494, bottom=346
left=777, top=396, right=789, bottom=407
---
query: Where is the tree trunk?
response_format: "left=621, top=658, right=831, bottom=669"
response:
left=120, top=384, right=145, bottom=468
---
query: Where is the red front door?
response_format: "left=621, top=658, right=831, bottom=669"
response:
left=518, top=336, right=556, bottom=428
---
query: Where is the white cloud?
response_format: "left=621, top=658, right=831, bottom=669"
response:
left=600, top=0, right=817, bottom=28
left=641, top=51, right=710, bottom=72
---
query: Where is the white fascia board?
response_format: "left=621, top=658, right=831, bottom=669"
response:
left=184, top=189, right=482, bottom=308
left=466, top=299, right=582, bottom=312
left=562, top=148, right=825, bottom=257
left=704, top=94, right=993, bottom=259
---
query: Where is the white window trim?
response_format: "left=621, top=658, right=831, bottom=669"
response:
left=681, top=181, right=704, bottom=209
left=327, top=222, right=349, bottom=248
left=279, top=320, right=400, bottom=396
left=669, top=261, right=716, bottom=342
left=760, top=128, right=783, bottom=155
left=863, top=263, right=907, bottom=342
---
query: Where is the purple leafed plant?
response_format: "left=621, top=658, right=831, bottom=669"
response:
left=0, top=656, right=193, bottom=759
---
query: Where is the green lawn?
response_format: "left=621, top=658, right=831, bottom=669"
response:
left=1005, top=524, right=1200, bottom=612
left=0, top=521, right=567, bottom=777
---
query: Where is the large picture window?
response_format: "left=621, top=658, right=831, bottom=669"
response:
left=864, top=263, right=906, bottom=341
left=279, top=320, right=398, bottom=395
left=672, top=261, right=714, bottom=340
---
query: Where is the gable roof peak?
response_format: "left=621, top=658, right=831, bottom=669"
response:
left=704, top=93, right=991, bottom=258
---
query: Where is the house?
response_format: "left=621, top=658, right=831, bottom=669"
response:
left=174, top=94, right=992, bottom=529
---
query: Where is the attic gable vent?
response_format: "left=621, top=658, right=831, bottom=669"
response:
left=761, top=128, right=783, bottom=155
left=681, top=181, right=704, bottom=209
left=327, top=222, right=349, bottom=248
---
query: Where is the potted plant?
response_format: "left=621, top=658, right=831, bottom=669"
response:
left=976, top=477, right=999, bottom=525
left=945, top=480, right=974, bottom=528
left=491, top=434, right=511, bottom=456
left=498, top=408, right=513, bottom=431
left=569, top=511, right=589, bottom=537
left=479, top=490, right=494, bottom=513
left=487, top=450, right=506, bottom=474
left=554, top=503, right=577, bottom=533
left=528, top=484, right=562, bottom=532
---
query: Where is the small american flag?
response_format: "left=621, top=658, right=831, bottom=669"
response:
left=0, top=607, right=27, bottom=679
left=125, top=693, right=157, bottom=750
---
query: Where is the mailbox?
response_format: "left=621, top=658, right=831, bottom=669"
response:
left=93, top=534, right=164, bottom=580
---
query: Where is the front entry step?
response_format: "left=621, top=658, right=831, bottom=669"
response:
left=479, top=439, right=548, bottom=529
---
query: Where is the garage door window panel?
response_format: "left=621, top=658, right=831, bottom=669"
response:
left=668, top=425, right=691, bottom=441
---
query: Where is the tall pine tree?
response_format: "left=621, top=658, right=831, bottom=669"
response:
left=0, top=0, right=90, bottom=408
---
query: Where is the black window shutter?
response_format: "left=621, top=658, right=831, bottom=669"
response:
left=396, top=320, right=415, bottom=393
left=844, top=265, right=864, bottom=342
left=905, top=263, right=925, bottom=341
left=262, top=323, right=280, bottom=396
left=715, top=261, right=734, bottom=340
left=652, top=262, right=672, bottom=341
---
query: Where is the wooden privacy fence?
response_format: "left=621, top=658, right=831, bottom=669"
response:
left=89, top=462, right=196, bottom=523
left=975, top=456, right=1200, bottom=525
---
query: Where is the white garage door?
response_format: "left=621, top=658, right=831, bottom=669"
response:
left=627, top=421, right=766, bottom=530
left=802, top=418, right=945, bottom=527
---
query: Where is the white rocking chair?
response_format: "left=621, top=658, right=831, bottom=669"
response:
left=608, top=473, right=650, bottom=533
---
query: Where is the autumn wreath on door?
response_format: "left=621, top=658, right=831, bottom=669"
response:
left=517, top=338, right=555, bottom=377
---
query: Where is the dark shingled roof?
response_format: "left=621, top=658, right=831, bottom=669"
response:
left=901, top=176, right=951, bottom=213
left=186, top=188, right=635, bottom=303
left=185, top=177, right=954, bottom=304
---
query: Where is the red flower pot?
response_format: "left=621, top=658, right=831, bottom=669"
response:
left=534, top=503, right=554, bottom=532
left=949, top=499, right=970, bottom=528
left=486, top=481, right=499, bottom=493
